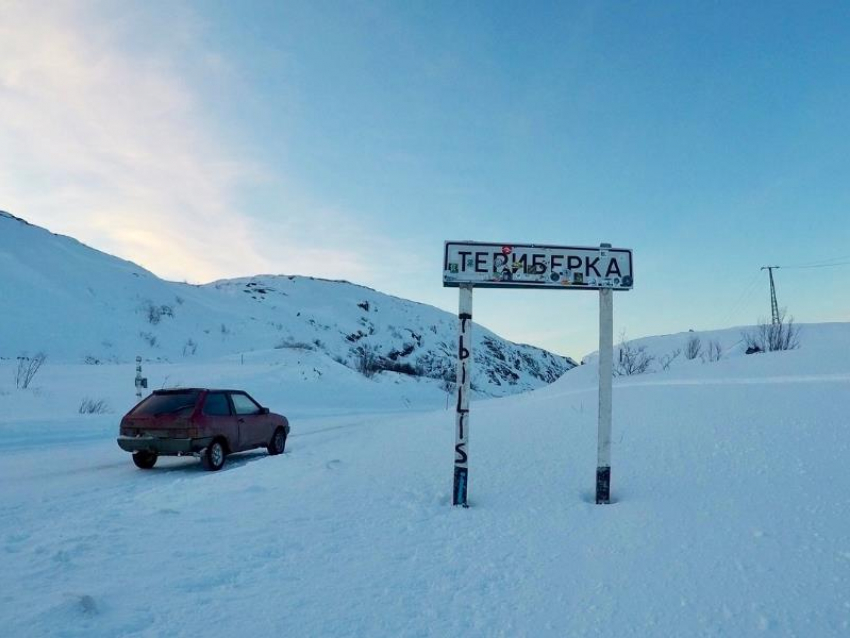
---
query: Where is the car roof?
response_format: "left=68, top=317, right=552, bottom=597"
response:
left=151, top=388, right=249, bottom=395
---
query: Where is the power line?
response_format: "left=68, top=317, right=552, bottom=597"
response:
left=719, top=271, right=761, bottom=327
left=779, top=260, right=850, bottom=270
left=778, top=254, right=850, bottom=268
left=724, top=255, right=847, bottom=330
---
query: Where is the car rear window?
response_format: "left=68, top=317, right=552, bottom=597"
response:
left=131, top=391, right=201, bottom=416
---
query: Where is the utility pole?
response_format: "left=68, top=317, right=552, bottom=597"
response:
left=761, top=266, right=780, bottom=325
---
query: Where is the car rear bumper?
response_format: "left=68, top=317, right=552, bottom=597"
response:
left=117, top=435, right=214, bottom=455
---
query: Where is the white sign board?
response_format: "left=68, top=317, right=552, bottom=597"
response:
left=443, top=241, right=633, bottom=291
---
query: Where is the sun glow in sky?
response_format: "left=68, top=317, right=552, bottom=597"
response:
left=2, top=0, right=849, bottom=357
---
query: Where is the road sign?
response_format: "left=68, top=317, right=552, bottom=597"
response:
left=443, top=241, right=633, bottom=290
left=443, top=241, right=633, bottom=507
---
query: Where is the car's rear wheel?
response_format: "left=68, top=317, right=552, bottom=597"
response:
left=132, top=451, right=157, bottom=469
left=202, top=439, right=226, bottom=471
left=267, top=427, right=287, bottom=455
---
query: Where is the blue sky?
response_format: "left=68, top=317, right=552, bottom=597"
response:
left=2, top=1, right=848, bottom=357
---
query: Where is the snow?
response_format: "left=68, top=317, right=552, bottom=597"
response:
left=0, top=211, right=574, bottom=399
left=2, top=322, right=849, bottom=636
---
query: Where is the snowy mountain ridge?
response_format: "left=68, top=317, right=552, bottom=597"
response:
left=0, top=211, right=575, bottom=397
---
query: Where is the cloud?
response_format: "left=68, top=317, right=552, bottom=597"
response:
left=0, top=0, right=412, bottom=287
left=0, top=1, right=268, bottom=281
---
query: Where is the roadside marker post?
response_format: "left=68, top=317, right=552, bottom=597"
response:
left=135, top=355, right=148, bottom=400
left=442, top=241, right=632, bottom=507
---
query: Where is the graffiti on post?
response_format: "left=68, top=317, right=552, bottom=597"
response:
left=453, top=291, right=472, bottom=507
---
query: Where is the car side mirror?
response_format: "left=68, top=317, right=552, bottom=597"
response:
left=260, top=407, right=270, bottom=415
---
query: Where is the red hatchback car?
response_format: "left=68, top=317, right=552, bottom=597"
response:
left=117, top=388, right=290, bottom=471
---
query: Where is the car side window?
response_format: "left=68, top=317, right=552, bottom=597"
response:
left=230, top=393, right=262, bottom=416
left=203, top=392, right=232, bottom=416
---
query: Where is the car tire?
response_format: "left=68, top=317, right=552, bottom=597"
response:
left=202, top=439, right=227, bottom=471
left=267, top=427, right=287, bottom=456
left=133, top=451, right=157, bottom=469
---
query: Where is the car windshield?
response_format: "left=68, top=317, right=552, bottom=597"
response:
left=131, top=391, right=201, bottom=416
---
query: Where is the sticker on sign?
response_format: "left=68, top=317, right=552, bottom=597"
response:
left=443, top=241, right=633, bottom=290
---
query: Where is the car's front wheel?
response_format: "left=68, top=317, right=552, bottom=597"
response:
left=202, top=440, right=226, bottom=471
left=132, top=451, right=157, bottom=469
left=267, top=427, right=287, bottom=456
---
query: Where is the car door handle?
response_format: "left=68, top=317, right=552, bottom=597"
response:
left=237, top=418, right=245, bottom=423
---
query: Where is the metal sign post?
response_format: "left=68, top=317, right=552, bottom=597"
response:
left=596, top=256, right=614, bottom=503
left=442, top=240, right=633, bottom=507
left=452, top=285, right=473, bottom=507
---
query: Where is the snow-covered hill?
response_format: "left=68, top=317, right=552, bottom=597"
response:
left=0, top=211, right=574, bottom=397
left=0, top=322, right=848, bottom=636
left=580, top=321, right=850, bottom=376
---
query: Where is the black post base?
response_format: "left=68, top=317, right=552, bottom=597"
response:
left=453, top=466, right=469, bottom=507
left=596, top=466, right=611, bottom=504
